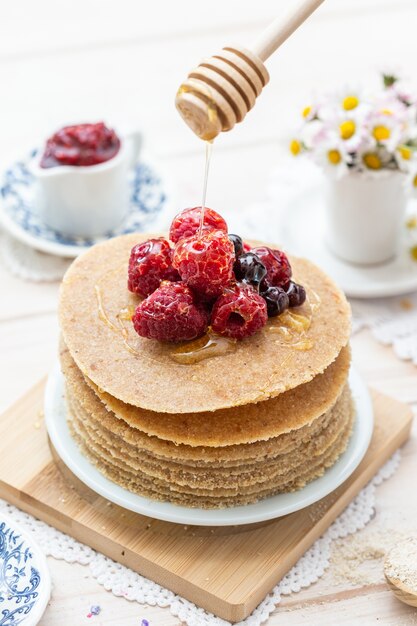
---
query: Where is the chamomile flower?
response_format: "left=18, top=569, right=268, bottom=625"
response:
left=373, top=92, right=410, bottom=124
left=332, top=109, right=369, bottom=153
left=395, top=143, right=415, bottom=170
left=312, top=135, right=349, bottom=178
left=300, top=104, right=317, bottom=121
left=289, top=138, right=302, bottom=156
left=367, top=111, right=406, bottom=152
left=336, top=86, right=364, bottom=112
left=356, top=141, right=394, bottom=172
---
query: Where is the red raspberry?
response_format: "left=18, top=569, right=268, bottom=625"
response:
left=169, top=207, right=227, bottom=243
left=132, top=282, right=209, bottom=342
left=243, top=242, right=251, bottom=253
left=211, top=284, right=268, bottom=340
left=128, top=238, right=180, bottom=298
left=251, top=246, right=292, bottom=287
left=172, top=230, right=235, bottom=299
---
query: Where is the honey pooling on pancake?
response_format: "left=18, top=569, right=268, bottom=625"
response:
left=267, top=288, right=321, bottom=351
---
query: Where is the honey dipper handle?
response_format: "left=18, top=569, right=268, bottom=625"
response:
left=250, top=0, right=325, bottom=62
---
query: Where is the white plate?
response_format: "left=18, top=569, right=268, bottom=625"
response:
left=44, top=363, right=373, bottom=526
left=0, top=514, right=51, bottom=625
left=281, top=184, right=417, bottom=298
left=0, top=150, right=174, bottom=258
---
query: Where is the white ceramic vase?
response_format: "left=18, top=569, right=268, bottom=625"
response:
left=324, top=171, right=407, bottom=265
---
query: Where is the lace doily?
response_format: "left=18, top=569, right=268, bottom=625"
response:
left=0, top=453, right=400, bottom=626
left=0, top=231, right=72, bottom=282
left=351, top=295, right=417, bottom=363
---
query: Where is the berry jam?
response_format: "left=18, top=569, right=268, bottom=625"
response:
left=40, top=122, right=120, bottom=168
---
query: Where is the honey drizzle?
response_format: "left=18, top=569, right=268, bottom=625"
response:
left=267, top=289, right=321, bottom=351
left=95, top=285, right=139, bottom=356
left=198, top=140, right=213, bottom=235
left=171, top=331, right=237, bottom=365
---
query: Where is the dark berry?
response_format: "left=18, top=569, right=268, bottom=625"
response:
left=128, top=238, right=180, bottom=298
left=262, top=286, right=289, bottom=317
left=234, top=252, right=267, bottom=288
left=286, top=281, right=307, bottom=308
left=172, top=230, right=235, bottom=299
left=229, top=234, right=244, bottom=258
left=251, top=246, right=292, bottom=288
left=169, top=207, right=227, bottom=243
left=211, top=284, right=267, bottom=340
left=132, top=282, right=209, bottom=342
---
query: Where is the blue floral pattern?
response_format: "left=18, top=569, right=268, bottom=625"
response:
left=0, top=521, right=41, bottom=625
left=0, top=150, right=167, bottom=250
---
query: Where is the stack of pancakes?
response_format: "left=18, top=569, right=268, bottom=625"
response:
left=59, top=234, right=352, bottom=509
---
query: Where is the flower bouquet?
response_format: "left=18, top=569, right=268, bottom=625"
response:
left=290, top=74, right=417, bottom=265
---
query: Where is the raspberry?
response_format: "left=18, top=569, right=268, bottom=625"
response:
left=132, top=282, right=209, bottom=342
left=211, top=284, right=268, bottom=340
left=128, top=238, right=179, bottom=298
left=172, top=230, right=235, bottom=299
left=251, top=246, right=292, bottom=288
left=243, top=242, right=251, bottom=253
left=169, top=207, right=227, bottom=243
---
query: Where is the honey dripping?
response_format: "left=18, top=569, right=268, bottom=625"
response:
left=198, top=139, right=213, bottom=235
left=95, top=285, right=139, bottom=356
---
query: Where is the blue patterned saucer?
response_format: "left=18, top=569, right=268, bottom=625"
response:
left=0, top=516, right=50, bottom=625
left=0, top=150, right=173, bottom=258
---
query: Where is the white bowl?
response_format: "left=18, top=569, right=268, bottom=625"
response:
left=30, top=127, right=142, bottom=238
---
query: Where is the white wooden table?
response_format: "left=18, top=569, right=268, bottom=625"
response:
left=1, top=1, right=417, bottom=623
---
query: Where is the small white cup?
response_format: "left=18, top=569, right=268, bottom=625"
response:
left=31, top=129, right=142, bottom=238
left=324, top=171, right=407, bottom=265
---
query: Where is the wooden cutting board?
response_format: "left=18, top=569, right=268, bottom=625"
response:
left=0, top=380, right=412, bottom=622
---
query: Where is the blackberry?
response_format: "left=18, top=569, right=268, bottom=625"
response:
left=228, top=233, right=244, bottom=258
left=286, top=281, right=307, bottom=308
left=261, top=286, right=289, bottom=317
left=234, top=252, right=267, bottom=288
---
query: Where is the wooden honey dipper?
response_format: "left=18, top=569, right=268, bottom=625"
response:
left=176, top=0, right=325, bottom=140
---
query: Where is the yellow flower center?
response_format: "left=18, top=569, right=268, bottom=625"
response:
left=342, top=96, right=359, bottom=111
left=373, top=125, right=391, bottom=141
left=290, top=139, right=301, bottom=156
left=398, top=145, right=412, bottom=160
left=363, top=153, right=382, bottom=170
left=413, top=174, right=417, bottom=188
left=302, top=106, right=312, bottom=118
left=339, top=120, right=355, bottom=140
left=328, top=149, right=342, bottom=165
left=411, top=245, right=417, bottom=261
left=380, top=108, right=393, bottom=116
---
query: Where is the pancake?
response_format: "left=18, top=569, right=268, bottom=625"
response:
left=68, top=402, right=354, bottom=508
left=67, top=384, right=352, bottom=489
left=65, top=377, right=341, bottom=467
left=60, top=340, right=351, bottom=447
left=59, top=233, right=351, bottom=414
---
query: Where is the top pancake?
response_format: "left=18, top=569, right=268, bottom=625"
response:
left=59, top=233, right=351, bottom=414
